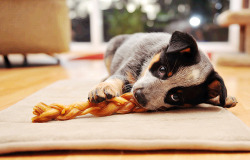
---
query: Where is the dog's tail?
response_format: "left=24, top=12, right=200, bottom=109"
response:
left=105, top=35, right=130, bottom=74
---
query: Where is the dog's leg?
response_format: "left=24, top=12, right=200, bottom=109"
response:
left=88, top=76, right=126, bottom=103
left=88, top=68, right=138, bottom=103
left=104, top=35, right=130, bottom=74
left=206, top=96, right=238, bottom=108
left=89, top=35, right=134, bottom=103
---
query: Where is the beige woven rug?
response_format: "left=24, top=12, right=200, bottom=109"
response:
left=0, top=80, right=250, bottom=154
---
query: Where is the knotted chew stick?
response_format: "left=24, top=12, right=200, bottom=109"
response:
left=32, top=92, right=147, bottom=123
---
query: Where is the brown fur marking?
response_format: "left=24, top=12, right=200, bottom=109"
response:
left=141, top=53, right=161, bottom=77
left=104, top=56, right=113, bottom=74
left=180, top=48, right=191, bottom=53
left=168, top=72, right=173, bottom=77
left=208, top=80, right=221, bottom=98
left=126, top=71, right=137, bottom=84
left=148, top=53, right=161, bottom=69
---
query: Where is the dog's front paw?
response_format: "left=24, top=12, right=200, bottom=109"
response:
left=224, top=96, right=238, bottom=108
left=88, top=82, right=122, bottom=103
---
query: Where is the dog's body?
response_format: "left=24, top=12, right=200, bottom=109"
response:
left=88, top=31, right=236, bottom=110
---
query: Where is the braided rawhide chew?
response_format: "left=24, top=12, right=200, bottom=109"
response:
left=32, top=92, right=147, bottom=123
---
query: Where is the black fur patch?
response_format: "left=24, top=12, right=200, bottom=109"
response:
left=150, top=31, right=201, bottom=80
left=167, top=31, right=198, bottom=54
left=162, top=31, right=201, bottom=67
left=164, top=71, right=227, bottom=106
left=122, top=79, right=132, bottom=93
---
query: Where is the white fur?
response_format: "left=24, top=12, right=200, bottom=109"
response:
left=191, top=69, right=200, bottom=81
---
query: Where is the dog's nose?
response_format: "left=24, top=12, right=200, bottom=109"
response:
left=134, top=88, right=147, bottom=107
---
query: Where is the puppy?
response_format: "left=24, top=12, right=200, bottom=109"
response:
left=88, top=31, right=237, bottom=110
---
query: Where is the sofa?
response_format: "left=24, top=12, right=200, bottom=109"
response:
left=0, top=0, right=71, bottom=67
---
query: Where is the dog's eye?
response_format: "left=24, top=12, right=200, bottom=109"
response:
left=171, top=94, right=180, bottom=102
left=158, top=66, right=166, bottom=76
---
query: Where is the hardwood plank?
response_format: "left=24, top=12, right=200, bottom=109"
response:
left=0, top=66, right=68, bottom=110
left=0, top=150, right=123, bottom=160
left=122, top=151, right=250, bottom=160
left=216, top=66, right=250, bottom=127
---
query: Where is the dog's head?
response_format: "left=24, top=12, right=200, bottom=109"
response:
left=132, top=31, right=227, bottom=110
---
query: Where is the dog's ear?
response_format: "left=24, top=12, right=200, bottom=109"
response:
left=207, top=72, right=227, bottom=106
left=166, top=31, right=198, bottom=55
left=164, top=31, right=200, bottom=65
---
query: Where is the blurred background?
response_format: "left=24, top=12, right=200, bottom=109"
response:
left=68, top=0, right=245, bottom=54
left=69, top=0, right=229, bottom=42
left=66, top=0, right=247, bottom=55
left=0, top=0, right=248, bottom=67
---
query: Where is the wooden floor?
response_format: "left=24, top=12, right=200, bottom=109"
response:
left=0, top=54, right=250, bottom=159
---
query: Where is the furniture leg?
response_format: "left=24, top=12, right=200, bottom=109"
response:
left=23, top=54, right=28, bottom=66
left=3, top=55, right=11, bottom=68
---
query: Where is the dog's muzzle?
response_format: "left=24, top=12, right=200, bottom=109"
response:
left=133, top=88, right=147, bottom=107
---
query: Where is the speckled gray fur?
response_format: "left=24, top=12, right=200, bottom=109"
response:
left=106, top=33, right=172, bottom=78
